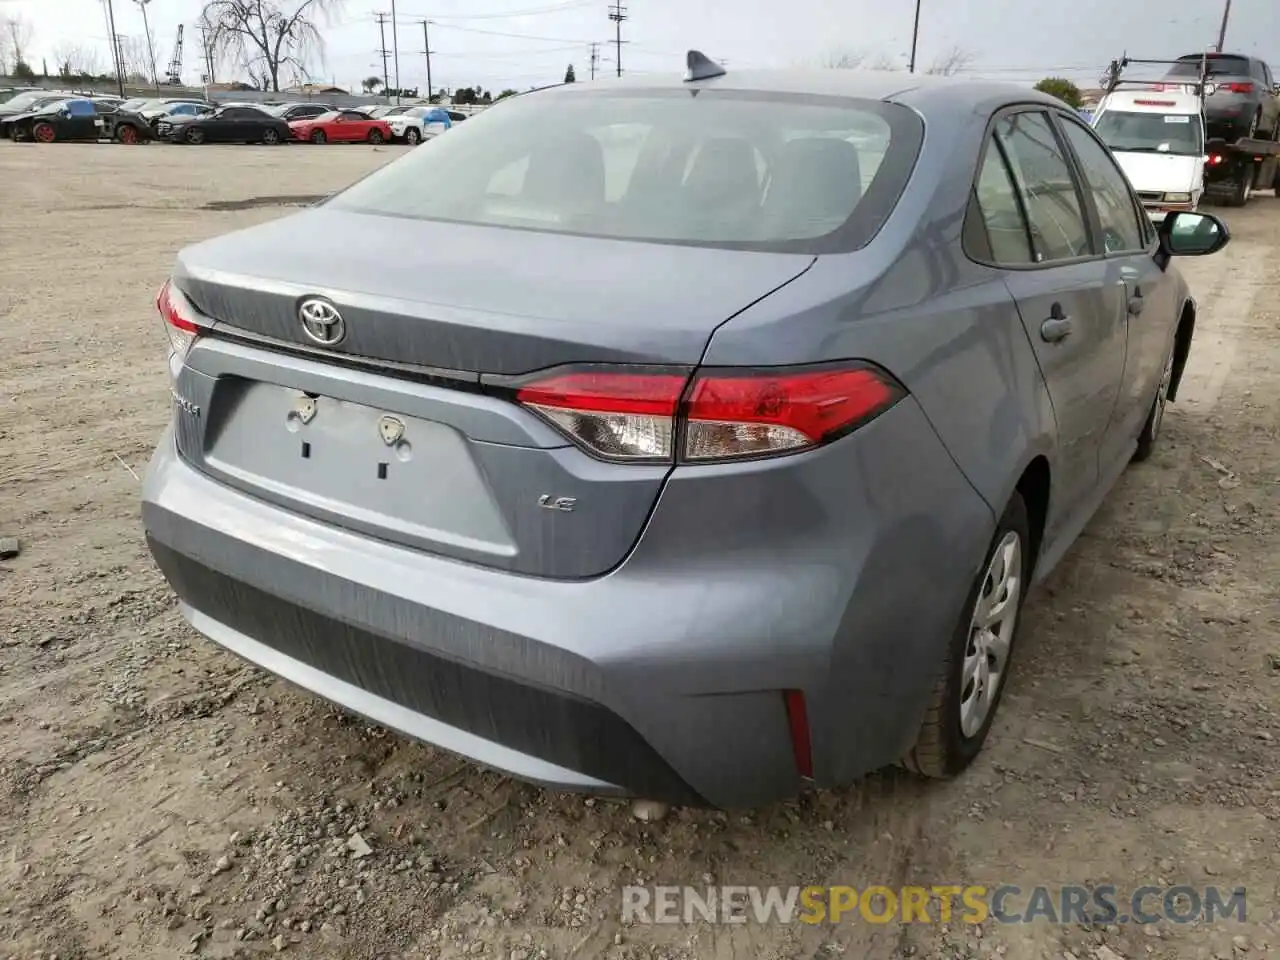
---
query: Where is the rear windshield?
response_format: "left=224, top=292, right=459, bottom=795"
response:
left=1094, top=110, right=1203, bottom=156
left=325, top=89, right=923, bottom=253
left=1168, top=55, right=1251, bottom=78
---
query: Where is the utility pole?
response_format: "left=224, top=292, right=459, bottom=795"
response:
left=1216, top=0, right=1232, bottom=53
left=374, top=13, right=391, bottom=97
left=588, top=41, right=599, bottom=80
left=198, top=22, right=215, bottom=85
left=390, top=0, right=401, bottom=103
left=420, top=20, right=433, bottom=101
left=607, top=3, right=627, bottom=78
left=104, top=0, right=125, bottom=96
left=134, top=0, right=160, bottom=94
left=908, top=0, right=922, bottom=73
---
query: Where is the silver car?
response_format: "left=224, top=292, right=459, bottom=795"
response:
left=142, top=60, right=1229, bottom=809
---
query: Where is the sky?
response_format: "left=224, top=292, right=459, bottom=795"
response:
left=1, top=0, right=1278, bottom=96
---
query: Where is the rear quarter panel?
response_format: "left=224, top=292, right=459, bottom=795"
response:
left=701, top=93, right=1058, bottom=529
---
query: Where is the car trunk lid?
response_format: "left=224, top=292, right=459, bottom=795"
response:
left=169, top=208, right=815, bottom=578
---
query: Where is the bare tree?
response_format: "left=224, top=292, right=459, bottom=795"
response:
left=117, top=36, right=154, bottom=82
left=200, top=0, right=344, bottom=92
left=823, top=49, right=870, bottom=70
left=52, top=42, right=103, bottom=78
left=3, top=12, right=34, bottom=72
left=869, top=52, right=902, bottom=71
left=925, top=46, right=975, bottom=76
left=0, top=16, right=10, bottom=75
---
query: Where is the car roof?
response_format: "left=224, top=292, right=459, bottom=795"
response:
left=1098, top=90, right=1203, bottom=113
left=533, top=68, right=1066, bottom=115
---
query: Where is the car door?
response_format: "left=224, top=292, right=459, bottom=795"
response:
left=64, top=99, right=99, bottom=139
left=333, top=111, right=359, bottom=141
left=212, top=108, right=245, bottom=141
left=1262, top=61, right=1280, bottom=134
left=1054, top=112, right=1177, bottom=472
left=979, top=108, right=1128, bottom=536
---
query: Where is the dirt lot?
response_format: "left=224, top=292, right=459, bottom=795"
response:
left=1, top=142, right=1278, bottom=960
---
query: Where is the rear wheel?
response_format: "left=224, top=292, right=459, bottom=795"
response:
left=367, top=129, right=385, bottom=144
left=310, top=129, right=327, bottom=144
left=1134, top=345, right=1176, bottom=462
left=904, top=493, right=1031, bottom=778
left=32, top=122, right=56, bottom=143
left=116, top=124, right=140, bottom=145
left=1227, top=167, right=1253, bottom=207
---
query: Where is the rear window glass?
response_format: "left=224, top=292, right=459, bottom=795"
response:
left=1168, top=55, right=1251, bottom=78
left=326, top=89, right=923, bottom=253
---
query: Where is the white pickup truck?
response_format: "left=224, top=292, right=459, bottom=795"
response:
left=1091, top=89, right=1206, bottom=222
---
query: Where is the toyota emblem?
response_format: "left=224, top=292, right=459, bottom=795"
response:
left=298, top=297, right=346, bottom=346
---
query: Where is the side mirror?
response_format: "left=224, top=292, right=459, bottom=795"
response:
left=1158, top=210, right=1230, bottom=258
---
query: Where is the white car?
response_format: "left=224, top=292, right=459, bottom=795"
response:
left=383, top=106, right=453, bottom=145
left=1092, top=89, right=1207, bottom=222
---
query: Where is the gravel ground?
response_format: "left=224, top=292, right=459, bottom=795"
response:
left=1, top=142, right=1278, bottom=960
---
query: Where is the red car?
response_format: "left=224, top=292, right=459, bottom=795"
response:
left=288, top=109, right=392, bottom=144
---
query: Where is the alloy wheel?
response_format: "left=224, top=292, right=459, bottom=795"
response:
left=1149, top=350, right=1175, bottom=443
left=960, top=530, right=1022, bottom=738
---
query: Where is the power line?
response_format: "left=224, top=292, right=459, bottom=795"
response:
left=418, top=22, right=589, bottom=43
left=417, top=0, right=596, bottom=20
left=607, top=2, right=627, bottom=77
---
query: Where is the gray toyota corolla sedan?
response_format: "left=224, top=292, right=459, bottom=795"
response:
left=142, top=54, right=1230, bottom=810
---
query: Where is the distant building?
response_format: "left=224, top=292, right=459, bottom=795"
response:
left=286, top=83, right=349, bottom=96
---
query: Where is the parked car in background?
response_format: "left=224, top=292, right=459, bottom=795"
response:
left=1092, top=88, right=1206, bottom=221
left=136, top=98, right=216, bottom=131
left=143, top=64, right=1229, bottom=810
left=383, top=105, right=453, bottom=144
left=288, top=109, right=392, bottom=144
left=5, top=97, right=107, bottom=143
left=158, top=104, right=291, bottom=145
left=93, top=96, right=193, bottom=139
left=0, top=91, right=72, bottom=126
left=1164, top=53, right=1280, bottom=141
left=268, top=102, right=337, bottom=122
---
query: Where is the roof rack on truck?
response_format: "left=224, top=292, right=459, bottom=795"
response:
left=1100, top=53, right=1212, bottom=100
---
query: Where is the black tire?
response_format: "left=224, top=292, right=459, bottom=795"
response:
left=1226, top=167, right=1253, bottom=207
left=904, top=493, right=1031, bottom=779
left=404, top=127, right=421, bottom=145
left=1134, top=343, right=1176, bottom=462
left=185, top=127, right=205, bottom=145
left=367, top=129, right=385, bottom=145
left=115, top=123, right=140, bottom=144
left=262, top=128, right=281, bottom=145
left=310, top=129, right=327, bottom=144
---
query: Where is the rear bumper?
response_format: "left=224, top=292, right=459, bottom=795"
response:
left=142, top=394, right=993, bottom=809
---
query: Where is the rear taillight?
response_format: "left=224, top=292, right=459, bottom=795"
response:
left=1225, top=82, right=1254, bottom=94
left=1209, top=153, right=1225, bottom=165
left=156, top=279, right=204, bottom=361
left=513, top=362, right=906, bottom=464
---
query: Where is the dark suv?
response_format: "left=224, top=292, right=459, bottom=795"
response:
left=1165, top=53, right=1280, bottom=142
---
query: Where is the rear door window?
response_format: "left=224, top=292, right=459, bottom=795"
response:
left=967, top=141, right=1033, bottom=264
left=992, top=110, right=1092, bottom=262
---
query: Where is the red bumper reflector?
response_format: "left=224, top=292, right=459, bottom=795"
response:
left=784, top=690, right=814, bottom=779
